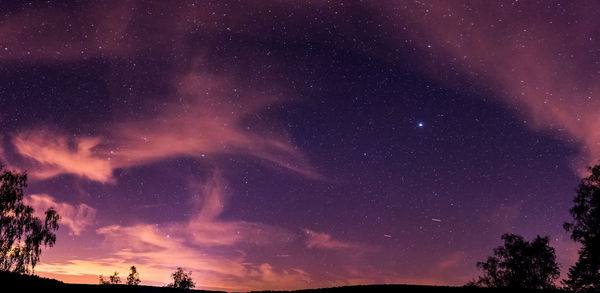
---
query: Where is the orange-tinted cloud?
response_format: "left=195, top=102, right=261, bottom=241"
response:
left=42, top=223, right=304, bottom=290
left=24, top=193, right=96, bottom=236
left=13, top=131, right=113, bottom=182
left=36, top=251, right=311, bottom=291
left=36, top=172, right=306, bottom=291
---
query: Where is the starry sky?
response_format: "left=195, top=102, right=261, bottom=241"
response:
left=0, top=0, right=598, bottom=291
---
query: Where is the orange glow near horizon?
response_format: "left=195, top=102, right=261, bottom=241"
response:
left=0, top=0, right=594, bottom=291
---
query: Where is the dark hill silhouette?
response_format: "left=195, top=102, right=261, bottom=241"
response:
left=0, top=270, right=223, bottom=293
left=252, top=284, right=566, bottom=293
left=0, top=271, right=567, bottom=293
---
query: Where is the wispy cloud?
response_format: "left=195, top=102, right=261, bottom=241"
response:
left=10, top=71, right=317, bottom=183
left=40, top=222, right=305, bottom=290
left=36, top=251, right=311, bottom=291
left=36, top=172, right=307, bottom=291
left=9, top=67, right=320, bottom=289
left=110, top=72, right=318, bottom=179
left=24, top=194, right=96, bottom=236
left=303, top=229, right=362, bottom=250
left=13, top=131, right=113, bottom=182
left=93, top=224, right=309, bottom=291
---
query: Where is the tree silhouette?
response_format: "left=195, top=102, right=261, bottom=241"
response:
left=0, top=163, right=60, bottom=274
left=98, top=275, right=110, bottom=285
left=563, top=164, right=600, bottom=291
left=168, top=267, right=195, bottom=290
left=109, top=271, right=120, bottom=284
left=473, top=233, right=559, bottom=289
left=127, top=265, right=140, bottom=285
left=99, top=272, right=121, bottom=285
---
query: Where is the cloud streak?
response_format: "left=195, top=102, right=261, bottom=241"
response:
left=110, top=72, right=318, bottom=179
left=10, top=70, right=317, bottom=183
left=304, top=229, right=363, bottom=250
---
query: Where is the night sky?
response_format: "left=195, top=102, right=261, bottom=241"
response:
left=0, top=0, right=597, bottom=291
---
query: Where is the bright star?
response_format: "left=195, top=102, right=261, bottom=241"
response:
left=417, top=122, right=424, bottom=127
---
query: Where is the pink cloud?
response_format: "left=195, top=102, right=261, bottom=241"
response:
left=183, top=173, right=295, bottom=246
left=303, top=228, right=362, bottom=250
left=552, top=235, right=581, bottom=281
left=10, top=71, right=317, bottom=183
left=430, top=251, right=469, bottom=281
left=109, top=72, right=318, bottom=178
left=13, top=131, right=113, bottom=183
left=33, top=172, right=306, bottom=291
left=7, top=66, right=320, bottom=290
left=24, top=194, right=96, bottom=236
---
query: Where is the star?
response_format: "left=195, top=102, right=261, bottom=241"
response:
left=417, top=122, right=424, bottom=128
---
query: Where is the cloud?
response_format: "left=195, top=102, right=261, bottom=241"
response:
left=552, top=235, right=581, bottom=281
left=6, top=65, right=319, bottom=289
left=13, top=131, right=113, bottom=182
left=24, top=194, right=96, bottom=236
left=36, top=237, right=311, bottom=291
left=10, top=71, right=318, bottom=183
left=33, top=172, right=307, bottom=291
left=303, top=229, right=362, bottom=250
left=109, top=72, right=318, bottom=178
left=183, top=173, right=295, bottom=246
left=431, top=251, right=467, bottom=274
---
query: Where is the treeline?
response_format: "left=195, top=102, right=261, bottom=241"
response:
left=0, top=162, right=198, bottom=289
left=1, top=161, right=600, bottom=291
left=470, top=164, right=600, bottom=291
left=99, top=266, right=195, bottom=290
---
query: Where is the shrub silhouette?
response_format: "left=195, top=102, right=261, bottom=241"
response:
left=127, top=265, right=140, bottom=285
left=473, top=233, right=559, bottom=289
left=0, top=163, right=60, bottom=273
left=98, top=275, right=110, bottom=285
left=99, top=271, right=121, bottom=284
left=109, top=271, right=120, bottom=284
left=168, top=267, right=195, bottom=290
left=563, top=164, right=600, bottom=291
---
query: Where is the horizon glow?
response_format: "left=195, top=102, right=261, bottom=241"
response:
left=0, top=1, right=594, bottom=291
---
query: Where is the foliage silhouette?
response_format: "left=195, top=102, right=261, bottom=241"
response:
left=0, top=163, right=60, bottom=274
left=99, top=271, right=122, bottom=285
left=109, top=271, right=121, bottom=284
left=98, top=274, right=110, bottom=285
left=127, top=265, right=140, bottom=285
left=472, top=233, right=559, bottom=289
left=563, top=164, right=600, bottom=291
left=168, top=267, right=195, bottom=290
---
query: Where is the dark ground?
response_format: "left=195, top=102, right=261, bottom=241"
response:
left=0, top=270, right=222, bottom=293
left=0, top=271, right=567, bottom=293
